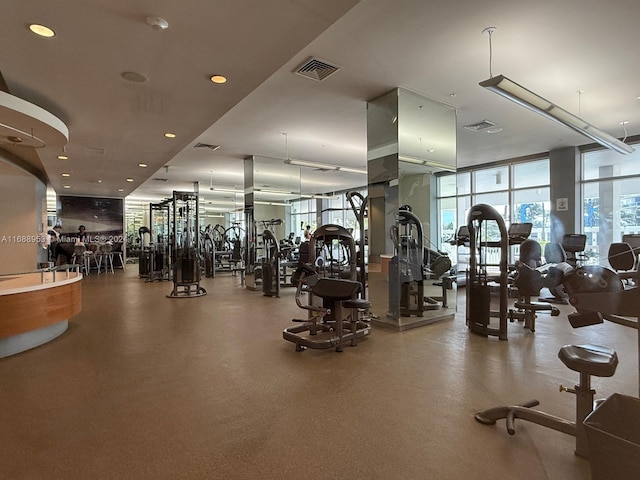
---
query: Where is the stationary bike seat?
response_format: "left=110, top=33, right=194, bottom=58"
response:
left=558, top=344, right=618, bottom=378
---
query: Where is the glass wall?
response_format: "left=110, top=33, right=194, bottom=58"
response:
left=582, top=146, right=640, bottom=264
left=437, top=157, right=551, bottom=268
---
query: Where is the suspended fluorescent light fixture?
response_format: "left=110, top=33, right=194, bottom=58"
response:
left=255, top=201, right=292, bottom=207
left=480, top=75, right=634, bottom=155
left=210, top=187, right=243, bottom=194
left=284, top=158, right=366, bottom=175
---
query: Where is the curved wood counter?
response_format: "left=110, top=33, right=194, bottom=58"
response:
left=0, top=270, right=82, bottom=358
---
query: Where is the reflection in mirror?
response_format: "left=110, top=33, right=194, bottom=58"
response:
left=367, top=88, right=457, bottom=330
left=244, top=155, right=300, bottom=291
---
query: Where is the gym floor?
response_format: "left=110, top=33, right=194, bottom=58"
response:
left=1, top=269, right=637, bottom=479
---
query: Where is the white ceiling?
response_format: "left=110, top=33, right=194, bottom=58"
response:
left=2, top=0, right=640, bottom=210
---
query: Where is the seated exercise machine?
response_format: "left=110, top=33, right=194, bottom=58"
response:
left=475, top=262, right=640, bottom=459
left=507, top=239, right=560, bottom=332
left=390, top=206, right=453, bottom=316
left=283, top=225, right=371, bottom=352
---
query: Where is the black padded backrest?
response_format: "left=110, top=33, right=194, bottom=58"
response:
left=311, top=278, right=361, bottom=300
left=608, top=242, right=636, bottom=271
left=298, top=241, right=310, bottom=264
left=519, top=239, right=542, bottom=267
left=544, top=242, right=566, bottom=264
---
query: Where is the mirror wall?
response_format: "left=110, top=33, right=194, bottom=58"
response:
left=244, top=155, right=300, bottom=290
left=367, top=88, right=456, bottom=330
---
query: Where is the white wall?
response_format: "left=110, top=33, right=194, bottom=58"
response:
left=0, top=158, right=48, bottom=274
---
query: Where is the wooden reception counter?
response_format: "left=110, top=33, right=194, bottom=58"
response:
left=0, top=269, right=82, bottom=358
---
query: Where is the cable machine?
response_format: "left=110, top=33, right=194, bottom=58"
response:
left=261, top=229, right=280, bottom=297
left=147, top=200, right=172, bottom=282
left=168, top=191, right=206, bottom=298
left=466, top=203, right=509, bottom=340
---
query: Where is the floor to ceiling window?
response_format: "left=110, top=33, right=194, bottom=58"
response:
left=581, top=145, right=640, bottom=264
left=437, top=157, right=551, bottom=269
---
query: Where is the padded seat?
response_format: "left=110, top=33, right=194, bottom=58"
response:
left=558, top=344, right=618, bottom=378
left=513, top=300, right=554, bottom=311
left=342, top=298, right=371, bottom=310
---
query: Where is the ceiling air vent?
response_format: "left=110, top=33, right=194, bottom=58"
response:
left=294, top=57, right=340, bottom=82
left=463, top=119, right=497, bottom=132
left=152, top=177, right=168, bottom=182
left=194, top=143, right=221, bottom=151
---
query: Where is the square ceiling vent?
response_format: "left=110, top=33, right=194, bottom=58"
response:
left=463, top=119, right=497, bottom=132
left=294, top=57, right=340, bottom=82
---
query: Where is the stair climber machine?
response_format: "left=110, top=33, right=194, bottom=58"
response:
left=283, top=225, right=372, bottom=352
left=389, top=206, right=453, bottom=317
left=466, top=203, right=509, bottom=340
left=167, top=191, right=206, bottom=298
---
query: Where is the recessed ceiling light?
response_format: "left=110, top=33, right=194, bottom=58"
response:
left=118, top=188, right=124, bottom=192
left=57, top=155, right=68, bottom=160
left=121, top=71, right=149, bottom=83
left=164, top=132, right=176, bottom=138
left=63, top=185, right=71, bottom=189
left=126, top=178, right=134, bottom=182
left=486, top=127, right=503, bottom=134
left=29, top=24, right=55, bottom=38
left=138, top=163, right=148, bottom=168
left=61, top=173, right=70, bottom=177
left=210, top=75, right=227, bottom=84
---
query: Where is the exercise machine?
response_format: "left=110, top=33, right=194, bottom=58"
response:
left=389, top=206, right=453, bottom=317
left=261, top=229, right=280, bottom=297
left=282, top=263, right=372, bottom=352
left=466, top=204, right=509, bottom=340
left=308, top=224, right=357, bottom=280
left=507, top=239, right=560, bottom=332
left=475, top=262, right=640, bottom=459
left=146, top=200, right=172, bottom=282
left=167, top=191, right=206, bottom=298
left=138, top=226, right=151, bottom=278
left=346, top=190, right=368, bottom=299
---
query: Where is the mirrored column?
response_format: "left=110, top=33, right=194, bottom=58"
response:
left=367, top=88, right=457, bottom=330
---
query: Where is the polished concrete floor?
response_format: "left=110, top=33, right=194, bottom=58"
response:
left=1, top=269, right=638, bottom=479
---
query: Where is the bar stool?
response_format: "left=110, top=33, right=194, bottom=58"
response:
left=97, top=243, right=114, bottom=274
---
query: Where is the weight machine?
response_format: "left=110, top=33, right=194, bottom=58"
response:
left=389, top=207, right=452, bottom=317
left=283, top=227, right=372, bottom=353
left=167, top=191, right=206, bottom=298
left=466, top=203, right=509, bottom=340
left=346, top=191, right=368, bottom=299
left=146, top=200, right=172, bottom=282
left=261, top=229, right=280, bottom=297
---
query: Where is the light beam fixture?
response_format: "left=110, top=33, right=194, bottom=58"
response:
left=283, top=158, right=366, bottom=175
left=480, top=74, right=634, bottom=155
